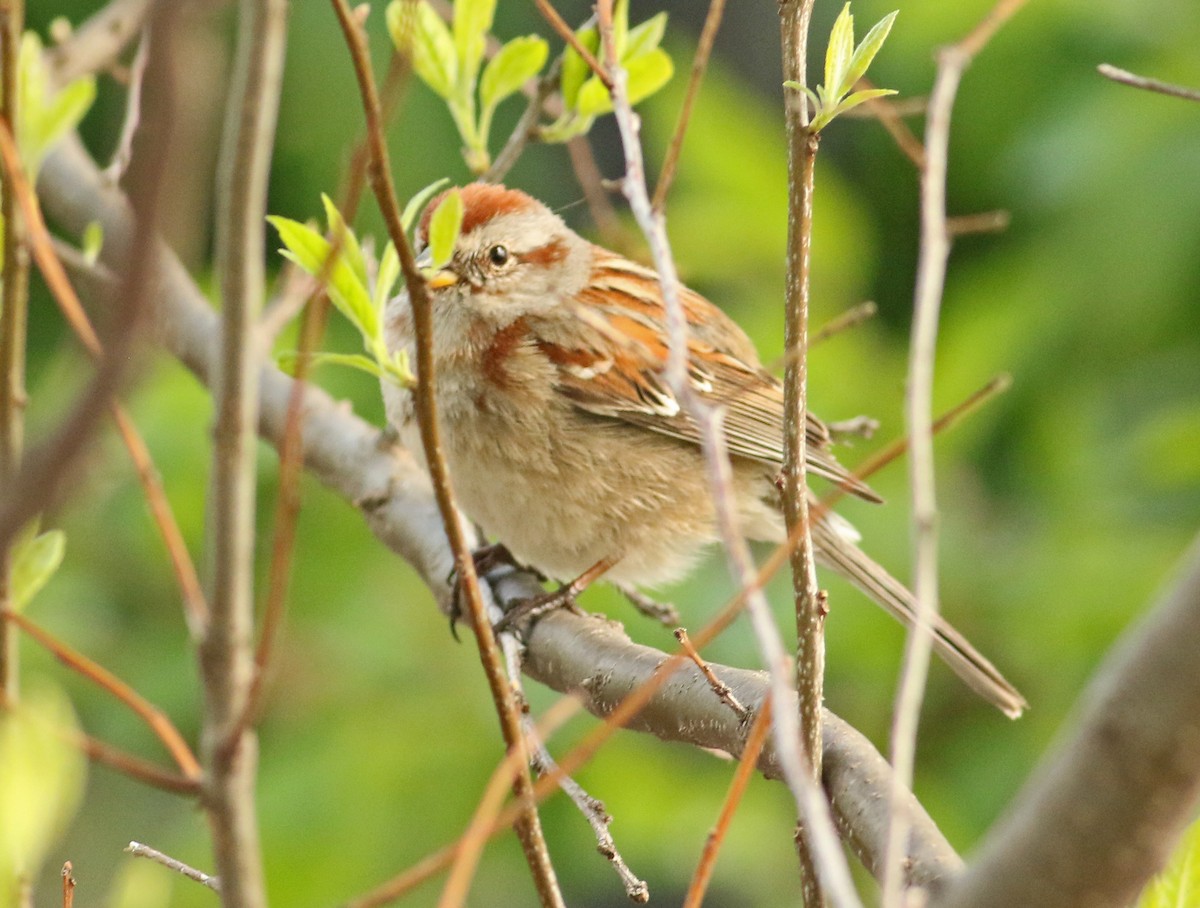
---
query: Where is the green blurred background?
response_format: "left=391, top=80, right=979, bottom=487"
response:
left=17, top=0, right=1200, bottom=904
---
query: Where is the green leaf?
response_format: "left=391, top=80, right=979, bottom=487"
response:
left=832, top=87, right=897, bottom=117
left=453, top=0, right=496, bottom=89
left=81, top=221, right=104, bottom=265
left=626, top=48, right=674, bottom=106
left=391, top=0, right=457, bottom=100
left=401, top=178, right=451, bottom=233
left=35, top=76, right=96, bottom=156
left=843, top=10, right=898, bottom=96
left=612, top=0, right=630, bottom=59
left=824, top=3, right=855, bottom=99
left=0, top=686, right=87, bottom=885
left=1138, top=817, right=1200, bottom=908
left=278, top=350, right=386, bottom=379
left=426, top=188, right=463, bottom=271
left=625, top=11, right=667, bottom=59
left=574, top=74, right=612, bottom=117
left=480, top=35, right=548, bottom=112
left=320, top=194, right=367, bottom=287
left=560, top=25, right=600, bottom=109
left=374, top=241, right=401, bottom=313
left=268, top=215, right=379, bottom=342
left=11, top=528, right=66, bottom=613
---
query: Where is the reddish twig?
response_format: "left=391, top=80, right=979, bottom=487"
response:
left=0, top=119, right=208, bottom=633
left=651, top=0, right=726, bottom=212
left=530, top=0, right=609, bottom=88
left=684, top=697, right=773, bottom=908
left=3, top=609, right=202, bottom=779
left=328, top=3, right=563, bottom=904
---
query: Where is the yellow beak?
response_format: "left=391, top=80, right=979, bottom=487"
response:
left=427, top=269, right=459, bottom=290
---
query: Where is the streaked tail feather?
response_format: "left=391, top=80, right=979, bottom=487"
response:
left=811, top=519, right=1026, bottom=718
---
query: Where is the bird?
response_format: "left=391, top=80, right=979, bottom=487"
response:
left=380, top=182, right=1025, bottom=718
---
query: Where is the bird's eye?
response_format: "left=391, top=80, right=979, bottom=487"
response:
left=487, top=244, right=510, bottom=267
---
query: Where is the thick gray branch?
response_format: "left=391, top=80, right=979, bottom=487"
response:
left=933, top=533, right=1200, bottom=908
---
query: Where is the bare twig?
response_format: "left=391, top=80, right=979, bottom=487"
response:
left=481, top=63, right=559, bottom=185
left=946, top=209, right=1010, bottom=236
left=675, top=627, right=749, bottom=720
left=199, top=1, right=287, bottom=906
left=651, top=0, right=726, bottom=212
left=885, top=3, right=1029, bottom=906
left=3, top=609, right=201, bottom=778
left=858, top=78, right=926, bottom=169
left=530, top=0, right=609, bottom=88
left=778, top=2, right=828, bottom=902
left=1097, top=63, right=1200, bottom=103
left=328, top=3, right=563, bottom=903
left=564, top=135, right=624, bottom=248
left=0, top=0, right=27, bottom=705
left=684, top=696, right=773, bottom=908
left=126, top=842, right=221, bottom=892
left=811, top=301, right=878, bottom=346
left=61, top=862, right=75, bottom=908
left=599, top=1, right=855, bottom=903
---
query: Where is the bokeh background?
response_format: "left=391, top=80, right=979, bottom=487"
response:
left=18, top=0, right=1200, bottom=904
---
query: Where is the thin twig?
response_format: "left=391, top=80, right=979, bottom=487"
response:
left=651, top=0, right=726, bottom=212
left=481, top=63, right=559, bottom=185
left=61, top=862, right=75, bottom=908
left=778, top=2, right=829, bottom=903
left=1096, top=63, right=1200, bottom=103
left=3, top=609, right=202, bottom=779
left=946, top=209, right=1010, bottom=236
left=599, top=2, right=856, bottom=904
left=884, top=3, right=1029, bottom=906
left=126, top=842, right=221, bottom=892
left=201, top=1, right=287, bottom=906
left=0, top=686, right=201, bottom=795
left=530, top=0, right=609, bottom=88
left=328, top=3, right=563, bottom=904
left=684, top=696, right=773, bottom=908
left=0, top=0, right=28, bottom=705
left=858, top=78, right=926, bottom=169
left=564, top=135, right=624, bottom=249
left=811, top=301, right=878, bottom=346
left=675, top=627, right=749, bottom=720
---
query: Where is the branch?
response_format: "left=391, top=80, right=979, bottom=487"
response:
left=200, top=0, right=287, bottom=905
left=933, top=533, right=1200, bottom=908
left=39, top=135, right=963, bottom=895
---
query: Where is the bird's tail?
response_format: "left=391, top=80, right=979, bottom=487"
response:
left=811, top=518, right=1026, bottom=718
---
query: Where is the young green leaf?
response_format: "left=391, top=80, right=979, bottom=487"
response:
left=402, top=178, right=451, bottom=233
left=844, top=10, right=898, bottom=95
left=560, top=25, right=600, bottom=109
left=0, top=687, right=87, bottom=887
left=426, top=188, right=463, bottom=271
left=321, top=194, right=367, bottom=287
left=832, top=87, right=897, bottom=118
left=17, top=31, right=96, bottom=176
left=390, top=0, right=457, bottom=100
left=611, top=0, right=630, bottom=60
left=81, top=221, right=104, bottom=265
left=374, top=241, right=401, bottom=313
left=626, top=49, right=674, bottom=106
left=825, top=4, right=856, bottom=101
left=11, top=528, right=65, bottom=613
left=480, top=35, right=549, bottom=112
left=625, top=11, right=668, bottom=59
left=268, top=215, right=379, bottom=341
left=278, top=350, right=387, bottom=380
left=453, top=0, right=497, bottom=90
